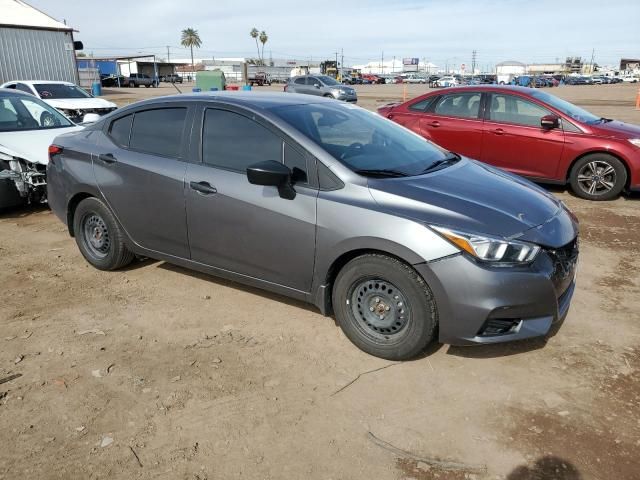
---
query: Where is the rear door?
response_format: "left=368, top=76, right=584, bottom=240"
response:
left=417, top=91, right=484, bottom=159
left=185, top=105, right=318, bottom=292
left=480, top=93, right=565, bottom=179
left=94, top=104, right=193, bottom=257
left=387, top=96, right=436, bottom=134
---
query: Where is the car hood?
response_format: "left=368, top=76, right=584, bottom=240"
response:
left=589, top=120, right=640, bottom=140
left=367, top=159, right=576, bottom=247
left=44, top=98, right=117, bottom=110
left=0, top=126, right=83, bottom=165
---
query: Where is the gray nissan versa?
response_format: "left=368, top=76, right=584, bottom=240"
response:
left=47, top=92, right=579, bottom=360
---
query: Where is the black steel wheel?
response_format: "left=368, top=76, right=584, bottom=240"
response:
left=569, top=153, right=626, bottom=200
left=333, top=254, right=437, bottom=360
left=73, top=197, right=134, bottom=270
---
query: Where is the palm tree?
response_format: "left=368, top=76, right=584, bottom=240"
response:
left=180, top=28, right=202, bottom=75
left=259, top=30, right=268, bottom=66
left=250, top=28, right=261, bottom=64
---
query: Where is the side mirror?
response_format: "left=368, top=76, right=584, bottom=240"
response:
left=246, top=160, right=296, bottom=200
left=81, top=113, right=101, bottom=124
left=314, top=83, right=321, bottom=88
left=541, top=114, right=560, bottom=130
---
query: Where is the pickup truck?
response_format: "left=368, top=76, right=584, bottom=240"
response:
left=128, top=74, right=157, bottom=88
left=161, top=74, right=183, bottom=84
left=248, top=72, right=271, bottom=86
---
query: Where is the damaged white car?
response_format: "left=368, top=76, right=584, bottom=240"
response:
left=0, top=88, right=83, bottom=208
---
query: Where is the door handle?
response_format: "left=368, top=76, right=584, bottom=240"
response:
left=98, top=153, right=117, bottom=163
left=428, top=121, right=440, bottom=127
left=190, top=181, right=217, bottom=195
left=492, top=128, right=505, bottom=135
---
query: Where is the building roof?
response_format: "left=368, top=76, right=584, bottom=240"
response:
left=0, top=0, right=73, bottom=31
left=496, top=60, right=526, bottom=67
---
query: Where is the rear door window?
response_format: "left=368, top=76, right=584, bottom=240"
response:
left=432, top=92, right=482, bottom=119
left=129, top=107, right=187, bottom=157
left=294, top=77, right=306, bottom=85
left=108, top=114, right=133, bottom=147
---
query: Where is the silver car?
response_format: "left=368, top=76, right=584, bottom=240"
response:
left=285, top=75, right=357, bottom=102
left=47, top=92, right=578, bottom=360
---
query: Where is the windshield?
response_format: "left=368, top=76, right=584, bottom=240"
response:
left=0, top=94, right=74, bottom=132
left=529, top=90, right=601, bottom=124
left=269, top=103, right=451, bottom=176
left=318, top=76, right=340, bottom=86
left=34, top=83, right=92, bottom=99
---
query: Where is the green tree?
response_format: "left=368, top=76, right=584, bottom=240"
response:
left=250, top=28, right=261, bottom=64
left=259, top=31, right=268, bottom=66
left=180, top=28, right=202, bottom=74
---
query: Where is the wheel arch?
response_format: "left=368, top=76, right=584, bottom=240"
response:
left=565, top=150, right=632, bottom=188
left=66, top=192, right=95, bottom=237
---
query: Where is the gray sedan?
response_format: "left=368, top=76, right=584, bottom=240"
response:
left=47, top=92, right=578, bottom=360
left=285, top=75, right=357, bottom=102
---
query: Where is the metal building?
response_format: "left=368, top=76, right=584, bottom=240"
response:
left=0, top=0, right=80, bottom=84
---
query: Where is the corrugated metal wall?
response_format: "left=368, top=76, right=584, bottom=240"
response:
left=0, top=27, right=78, bottom=84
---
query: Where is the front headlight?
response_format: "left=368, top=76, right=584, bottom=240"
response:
left=628, top=138, right=640, bottom=148
left=431, top=226, right=540, bottom=265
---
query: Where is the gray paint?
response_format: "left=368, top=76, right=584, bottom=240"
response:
left=0, top=27, right=78, bottom=84
left=47, top=92, right=579, bottom=346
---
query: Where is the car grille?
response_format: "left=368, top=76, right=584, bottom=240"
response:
left=546, top=238, right=579, bottom=297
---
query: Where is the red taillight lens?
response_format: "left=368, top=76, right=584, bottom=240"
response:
left=48, top=145, right=63, bottom=163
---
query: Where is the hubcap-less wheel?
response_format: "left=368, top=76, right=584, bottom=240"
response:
left=351, top=278, right=410, bottom=339
left=576, top=160, right=616, bottom=196
left=82, top=213, right=111, bottom=259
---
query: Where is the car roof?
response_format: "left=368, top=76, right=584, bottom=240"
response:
left=432, top=85, right=542, bottom=95
left=0, top=87, right=35, bottom=96
left=2, top=80, right=75, bottom=86
left=119, top=91, right=337, bottom=111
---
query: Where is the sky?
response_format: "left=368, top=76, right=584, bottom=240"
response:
left=28, top=0, right=640, bottom=69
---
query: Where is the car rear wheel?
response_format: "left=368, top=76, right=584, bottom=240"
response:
left=569, top=153, right=627, bottom=200
left=73, top=197, right=135, bottom=270
left=332, top=254, right=437, bottom=360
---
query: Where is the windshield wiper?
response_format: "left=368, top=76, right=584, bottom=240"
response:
left=354, top=168, right=408, bottom=178
left=421, top=153, right=461, bottom=174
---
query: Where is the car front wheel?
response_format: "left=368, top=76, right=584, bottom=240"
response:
left=332, top=254, right=437, bottom=360
left=569, top=153, right=627, bottom=200
left=73, top=197, right=135, bottom=270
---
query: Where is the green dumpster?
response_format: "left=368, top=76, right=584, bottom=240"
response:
left=196, top=69, right=227, bottom=91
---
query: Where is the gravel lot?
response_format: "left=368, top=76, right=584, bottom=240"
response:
left=1, top=83, right=639, bottom=480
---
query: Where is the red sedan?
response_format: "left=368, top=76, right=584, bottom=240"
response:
left=378, top=86, right=640, bottom=200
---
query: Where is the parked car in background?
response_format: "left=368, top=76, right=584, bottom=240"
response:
left=285, top=75, right=357, bottom=102
left=161, top=74, right=183, bottom=84
left=620, top=75, right=639, bottom=83
left=47, top=92, right=579, bottom=360
left=0, top=89, right=83, bottom=208
left=404, top=74, right=427, bottom=84
left=434, top=76, right=458, bottom=87
left=0, top=80, right=117, bottom=123
left=249, top=72, right=271, bottom=86
left=378, top=85, right=640, bottom=200
left=128, top=73, right=157, bottom=88
left=100, top=74, right=128, bottom=87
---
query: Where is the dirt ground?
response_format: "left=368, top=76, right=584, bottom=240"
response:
left=1, top=83, right=639, bottom=480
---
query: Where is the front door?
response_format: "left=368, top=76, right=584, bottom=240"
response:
left=93, top=105, right=191, bottom=258
left=185, top=106, right=317, bottom=292
left=417, top=91, right=485, bottom=160
left=480, top=93, right=565, bottom=179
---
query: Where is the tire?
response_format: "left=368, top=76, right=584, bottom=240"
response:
left=145, top=84, right=150, bottom=88
left=569, top=153, right=627, bottom=200
left=332, top=254, right=437, bottom=360
left=323, top=93, right=333, bottom=98
left=73, top=197, right=135, bottom=270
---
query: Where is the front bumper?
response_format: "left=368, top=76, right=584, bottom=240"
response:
left=415, top=240, right=578, bottom=346
left=334, top=93, right=358, bottom=103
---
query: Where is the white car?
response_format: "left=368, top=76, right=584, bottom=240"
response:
left=435, top=76, right=459, bottom=87
left=620, top=75, right=639, bottom=83
left=0, top=88, right=83, bottom=208
left=0, top=80, right=117, bottom=123
left=404, top=74, right=427, bottom=84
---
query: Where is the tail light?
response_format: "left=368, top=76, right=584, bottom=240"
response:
left=48, top=144, right=63, bottom=163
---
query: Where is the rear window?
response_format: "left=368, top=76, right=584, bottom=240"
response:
left=34, top=83, right=91, bottom=99
left=129, top=108, right=187, bottom=157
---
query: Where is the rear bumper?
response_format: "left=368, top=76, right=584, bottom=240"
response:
left=414, top=245, right=578, bottom=346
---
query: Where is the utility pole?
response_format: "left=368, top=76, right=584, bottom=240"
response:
left=392, top=56, right=395, bottom=73
left=588, top=48, right=595, bottom=73
left=341, top=48, right=344, bottom=77
left=334, top=51, right=339, bottom=78
left=471, top=50, right=477, bottom=75
left=166, top=46, right=171, bottom=64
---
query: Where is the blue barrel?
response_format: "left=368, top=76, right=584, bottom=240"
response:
left=91, top=82, right=102, bottom=96
left=210, top=87, right=218, bottom=91
left=192, top=87, right=202, bottom=93
left=242, top=85, right=252, bottom=91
